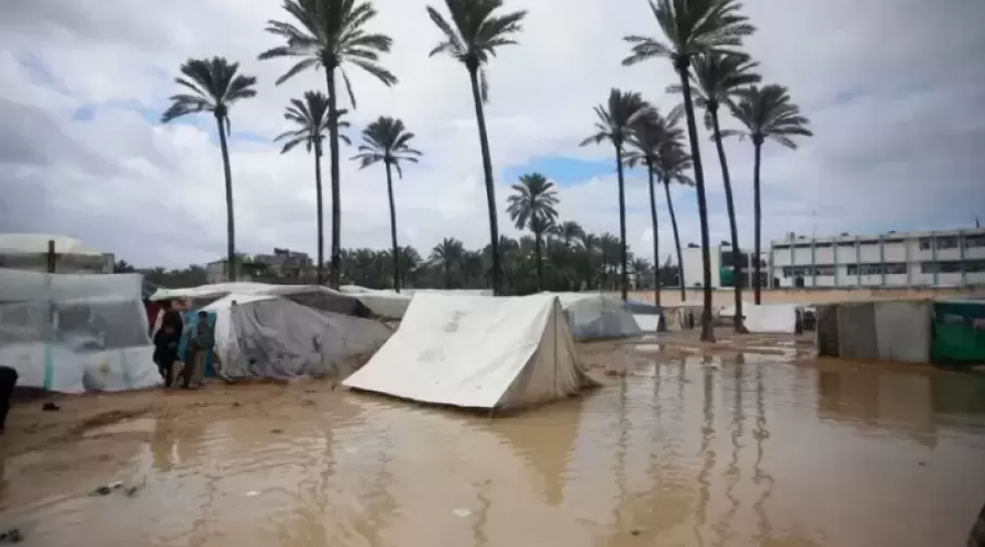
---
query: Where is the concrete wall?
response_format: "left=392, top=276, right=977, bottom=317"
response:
left=623, top=285, right=985, bottom=307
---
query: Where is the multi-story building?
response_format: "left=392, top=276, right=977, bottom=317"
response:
left=206, top=248, right=315, bottom=284
left=770, top=227, right=985, bottom=288
left=680, top=245, right=770, bottom=289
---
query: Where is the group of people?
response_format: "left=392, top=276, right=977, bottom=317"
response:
left=151, top=300, right=214, bottom=389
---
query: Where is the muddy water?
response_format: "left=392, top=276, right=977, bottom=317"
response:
left=2, top=354, right=985, bottom=547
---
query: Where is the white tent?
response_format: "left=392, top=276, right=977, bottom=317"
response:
left=552, top=292, right=642, bottom=341
left=200, top=294, right=393, bottom=380
left=721, top=302, right=799, bottom=334
left=338, top=285, right=412, bottom=319
left=343, top=293, right=599, bottom=411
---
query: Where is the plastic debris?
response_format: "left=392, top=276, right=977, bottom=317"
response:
left=91, top=481, right=125, bottom=496
left=452, top=508, right=471, bottom=517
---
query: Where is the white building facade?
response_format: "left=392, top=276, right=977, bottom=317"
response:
left=770, top=228, right=985, bottom=288
left=681, top=246, right=769, bottom=289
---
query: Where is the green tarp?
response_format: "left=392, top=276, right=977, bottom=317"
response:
left=932, top=300, right=985, bottom=364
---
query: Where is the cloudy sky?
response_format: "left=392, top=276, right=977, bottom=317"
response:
left=1, top=0, right=984, bottom=269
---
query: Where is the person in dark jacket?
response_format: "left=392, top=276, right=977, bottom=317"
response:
left=0, top=366, right=19, bottom=432
left=153, top=323, right=179, bottom=387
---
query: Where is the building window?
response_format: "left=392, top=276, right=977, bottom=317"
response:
left=964, top=235, right=985, bottom=248
left=922, top=261, right=962, bottom=274
left=936, top=236, right=959, bottom=249
left=919, top=238, right=933, bottom=250
left=965, top=260, right=985, bottom=273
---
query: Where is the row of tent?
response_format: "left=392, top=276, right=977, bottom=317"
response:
left=0, top=271, right=659, bottom=397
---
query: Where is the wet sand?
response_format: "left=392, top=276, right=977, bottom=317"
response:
left=2, top=342, right=985, bottom=547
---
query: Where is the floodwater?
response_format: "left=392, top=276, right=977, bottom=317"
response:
left=2, top=352, right=985, bottom=547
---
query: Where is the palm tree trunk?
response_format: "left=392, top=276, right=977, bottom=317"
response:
left=535, top=231, right=544, bottom=291
left=468, top=67, right=501, bottom=296
left=385, top=162, right=400, bottom=292
left=753, top=140, right=764, bottom=305
left=324, top=68, right=342, bottom=289
left=710, top=107, right=746, bottom=333
left=615, top=145, right=629, bottom=302
left=663, top=178, right=686, bottom=303
left=215, top=114, right=237, bottom=282
left=676, top=63, right=715, bottom=342
left=314, top=144, right=325, bottom=285
left=646, top=161, right=661, bottom=308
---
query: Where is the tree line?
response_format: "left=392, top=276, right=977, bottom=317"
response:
left=160, top=0, right=812, bottom=343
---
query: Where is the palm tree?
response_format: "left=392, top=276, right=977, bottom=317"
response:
left=351, top=117, right=423, bottom=293
left=669, top=52, right=760, bottom=331
left=653, top=145, right=695, bottom=303
left=598, top=232, right=621, bottom=291
left=625, top=106, right=683, bottom=308
left=274, top=91, right=350, bottom=285
left=397, top=245, right=422, bottom=288
left=557, top=221, right=585, bottom=248
left=622, top=0, right=755, bottom=341
left=426, top=0, right=527, bottom=296
left=580, top=89, right=652, bottom=301
left=260, top=0, right=397, bottom=289
left=726, top=84, right=813, bottom=304
left=506, top=173, right=559, bottom=291
left=162, top=57, right=257, bottom=282
left=430, top=237, right=466, bottom=288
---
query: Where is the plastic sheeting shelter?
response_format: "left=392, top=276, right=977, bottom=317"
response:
left=721, top=303, right=799, bottom=334
left=932, top=300, right=985, bottom=364
left=343, top=293, right=599, bottom=411
left=149, top=282, right=370, bottom=317
left=817, top=300, right=933, bottom=364
left=553, top=293, right=641, bottom=341
left=0, top=268, right=161, bottom=393
left=201, top=294, right=393, bottom=380
left=339, top=285, right=412, bottom=319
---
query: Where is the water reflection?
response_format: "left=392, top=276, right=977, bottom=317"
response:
left=2, top=356, right=985, bottom=547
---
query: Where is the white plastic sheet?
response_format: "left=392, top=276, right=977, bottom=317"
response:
left=553, top=292, right=642, bottom=340
left=0, top=268, right=159, bottom=392
left=343, top=293, right=598, bottom=410
left=740, top=303, right=798, bottom=334
left=338, top=285, right=412, bottom=319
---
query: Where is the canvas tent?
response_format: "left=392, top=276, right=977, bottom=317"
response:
left=551, top=292, right=641, bottom=341
left=0, top=268, right=161, bottom=393
left=343, top=293, right=599, bottom=410
left=200, top=294, right=393, bottom=380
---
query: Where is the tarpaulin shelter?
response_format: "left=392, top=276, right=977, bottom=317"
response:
left=552, top=292, right=641, bottom=341
left=931, top=299, right=985, bottom=365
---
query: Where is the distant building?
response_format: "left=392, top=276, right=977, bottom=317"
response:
left=680, top=245, right=769, bottom=289
left=206, top=248, right=315, bottom=284
left=770, top=227, right=985, bottom=288
left=0, top=233, right=114, bottom=274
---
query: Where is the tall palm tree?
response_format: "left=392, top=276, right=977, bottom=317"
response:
left=274, top=91, right=350, bottom=285
left=426, top=0, right=527, bottom=296
left=625, top=106, right=683, bottom=308
left=653, top=145, right=695, bottom=303
left=580, top=89, right=652, bottom=301
left=162, top=57, right=257, bottom=282
left=506, top=173, right=559, bottom=291
left=351, top=117, right=423, bottom=293
left=725, top=84, right=813, bottom=304
left=558, top=221, right=585, bottom=248
left=622, top=0, right=755, bottom=341
left=430, top=237, right=466, bottom=288
left=260, top=0, right=397, bottom=289
left=397, top=245, right=422, bottom=288
left=669, top=51, right=760, bottom=331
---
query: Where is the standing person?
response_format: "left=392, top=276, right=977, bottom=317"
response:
left=153, top=323, right=179, bottom=387
left=0, top=366, right=18, bottom=433
left=182, top=311, right=214, bottom=389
